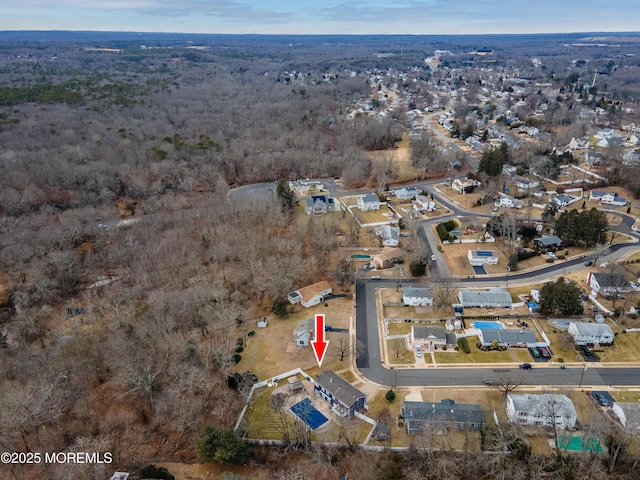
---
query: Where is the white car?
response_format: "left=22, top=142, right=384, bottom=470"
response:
left=416, top=349, right=422, bottom=358
left=431, top=254, right=437, bottom=261
left=371, top=275, right=381, bottom=280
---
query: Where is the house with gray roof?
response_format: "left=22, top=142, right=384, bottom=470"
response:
left=457, top=288, right=512, bottom=308
left=357, top=193, right=380, bottom=211
left=375, top=225, right=400, bottom=247
left=534, top=235, right=563, bottom=252
left=411, top=325, right=456, bottom=351
left=304, top=195, right=336, bottom=215
left=293, top=318, right=313, bottom=347
left=394, top=187, right=419, bottom=200
left=402, top=287, right=434, bottom=307
left=612, top=402, right=640, bottom=431
left=568, top=322, right=614, bottom=345
left=585, top=272, right=631, bottom=297
left=403, top=400, right=485, bottom=434
left=507, top=394, right=576, bottom=429
left=314, top=371, right=366, bottom=418
left=478, top=329, right=539, bottom=348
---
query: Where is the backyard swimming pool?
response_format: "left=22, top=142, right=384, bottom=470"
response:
left=551, top=319, right=573, bottom=330
left=290, top=398, right=329, bottom=430
left=472, top=321, right=503, bottom=329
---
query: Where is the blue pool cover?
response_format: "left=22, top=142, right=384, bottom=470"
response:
left=472, top=321, right=504, bottom=329
left=290, top=398, right=329, bottom=429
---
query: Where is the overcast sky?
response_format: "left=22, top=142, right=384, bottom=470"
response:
left=1, top=1, right=638, bottom=35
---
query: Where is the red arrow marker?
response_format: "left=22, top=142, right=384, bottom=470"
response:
left=311, top=314, right=329, bottom=367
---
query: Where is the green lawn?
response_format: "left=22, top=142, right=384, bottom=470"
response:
left=245, top=385, right=288, bottom=440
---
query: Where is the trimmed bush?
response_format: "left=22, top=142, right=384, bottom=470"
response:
left=458, top=337, right=471, bottom=354
left=385, top=389, right=396, bottom=402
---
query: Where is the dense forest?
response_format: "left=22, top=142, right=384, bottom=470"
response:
left=1, top=32, right=640, bottom=479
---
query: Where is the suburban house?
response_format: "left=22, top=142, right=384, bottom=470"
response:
left=402, top=287, right=434, bottom=307
left=314, top=371, right=367, bottom=418
left=290, top=179, right=325, bottom=195
left=496, top=194, right=523, bottom=209
left=585, top=272, right=632, bottom=297
left=550, top=194, right=578, bottom=209
left=414, top=195, right=436, bottom=212
left=457, top=288, right=513, bottom=308
left=568, top=322, right=614, bottom=346
left=293, top=318, right=313, bottom=347
left=612, top=402, right=640, bottom=431
left=589, top=191, right=627, bottom=206
left=623, top=149, right=640, bottom=165
left=411, top=326, right=457, bottom=351
left=567, top=137, right=589, bottom=150
left=477, top=329, right=539, bottom=348
left=371, top=247, right=404, bottom=269
left=394, top=187, right=419, bottom=200
left=506, top=394, right=577, bottom=429
left=288, top=280, right=333, bottom=308
left=534, top=235, right=563, bottom=252
left=514, top=176, right=540, bottom=191
left=584, top=151, right=605, bottom=166
left=304, top=195, right=336, bottom=215
left=375, top=225, right=400, bottom=247
left=452, top=178, right=481, bottom=193
left=468, top=249, right=499, bottom=266
left=403, top=400, right=486, bottom=434
left=357, top=193, right=381, bottom=211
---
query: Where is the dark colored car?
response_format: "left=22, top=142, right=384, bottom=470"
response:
left=482, top=379, right=498, bottom=385
left=580, top=345, right=592, bottom=356
left=595, top=394, right=611, bottom=407
left=584, top=261, right=594, bottom=267
left=519, top=363, right=532, bottom=370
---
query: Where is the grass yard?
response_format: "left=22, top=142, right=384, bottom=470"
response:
left=387, top=338, right=415, bottom=364
left=434, top=336, right=526, bottom=364
left=384, top=305, right=453, bottom=320
left=245, top=385, right=287, bottom=440
left=387, top=322, right=412, bottom=335
left=234, top=296, right=354, bottom=381
left=351, top=204, right=393, bottom=225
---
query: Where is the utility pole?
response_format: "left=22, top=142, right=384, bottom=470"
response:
left=579, top=363, right=588, bottom=389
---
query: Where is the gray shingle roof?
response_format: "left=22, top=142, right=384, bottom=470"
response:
left=458, top=288, right=512, bottom=306
left=479, top=329, right=538, bottom=345
left=591, top=272, right=630, bottom=288
left=569, top=322, right=614, bottom=337
left=404, top=400, right=485, bottom=425
left=403, top=287, right=434, bottom=299
left=315, top=371, right=366, bottom=407
left=537, top=235, right=563, bottom=246
left=413, top=325, right=447, bottom=341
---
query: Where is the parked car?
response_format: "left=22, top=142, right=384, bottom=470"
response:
left=580, top=345, right=592, bottom=356
left=584, top=261, right=594, bottom=267
left=415, top=348, right=422, bottom=358
left=430, top=254, right=437, bottom=261
left=371, top=275, right=381, bottom=280
left=529, top=347, right=540, bottom=358
left=595, top=394, right=611, bottom=407
left=539, top=347, right=551, bottom=358
left=519, top=363, right=532, bottom=370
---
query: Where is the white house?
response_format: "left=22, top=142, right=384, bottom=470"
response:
left=585, top=272, right=631, bottom=297
left=457, top=288, right=512, bottom=308
left=467, top=250, right=499, bottom=266
left=375, top=225, right=400, bottom=247
left=452, top=178, right=481, bottom=193
left=623, top=149, right=640, bottom=165
left=413, top=195, right=436, bottom=212
left=568, top=322, right=614, bottom=345
left=357, top=193, right=380, bottom=211
left=394, top=187, right=419, bottom=200
left=612, top=403, right=640, bottom=431
left=567, top=137, right=589, bottom=150
left=589, top=191, right=627, bottom=206
left=585, top=151, right=604, bottom=166
left=293, top=318, right=313, bottom=347
left=594, top=128, right=619, bottom=139
left=550, top=194, right=578, bottom=209
left=288, top=280, right=333, bottom=308
left=514, top=176, right=539, bottom=191
left=497, top=194, right=523, bottom=209
left=507, top=394, right=577, bottom=429
left=403, top=287, right=434, bottom=307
